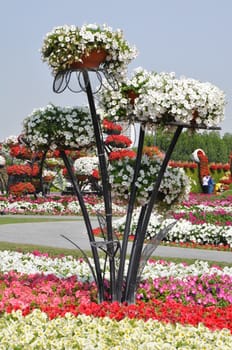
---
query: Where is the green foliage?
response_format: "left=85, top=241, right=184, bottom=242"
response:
left=184, top=168, right=201, bottom=193
left=145, top=130, right=232, bottom=163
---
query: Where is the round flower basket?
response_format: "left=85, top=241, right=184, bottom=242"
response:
left=22, top=104, right=95, bottom=151
left=102, top=119, right=122, bottom=135
left=98, top=67, right=226, bottom=128
left=41, top=24, right=137, bottom=77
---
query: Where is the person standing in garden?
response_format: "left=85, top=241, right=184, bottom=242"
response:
left=208, top=175, right=215, bottom=194
left=202, top=174, right=210, bottom=193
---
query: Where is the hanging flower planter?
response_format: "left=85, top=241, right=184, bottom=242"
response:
left=70, top=49, right=107, bottom=70
left=99, top=68, right=226, bottom=128
left=22, top=105, right=95, bottom=151
left=41, top=24, right=137, bottom=77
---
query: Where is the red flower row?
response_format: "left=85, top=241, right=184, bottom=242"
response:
left=108, top=149, right=136, bottom=161
left=169, top=161, right=197, bottom=169
left=210, top=163, right=230, bottom=171
left=4, top=298, right=232, bottom=333
left=7, top=164, right=39, bottom=176
left=105, top=134, right=132, bottom=148
left=10, top=145, right=32, bottom=159
left=9, top=182, right=35, bottom=196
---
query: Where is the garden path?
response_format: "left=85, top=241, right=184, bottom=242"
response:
left=0, top=215, right=231, bottom=263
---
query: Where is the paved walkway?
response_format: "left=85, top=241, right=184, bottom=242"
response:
left=0, top=216, right=232, bottom=263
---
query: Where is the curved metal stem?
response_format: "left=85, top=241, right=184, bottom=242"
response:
left=124, top=125, right=183, bottom=303
left=60, top=150, right=104, bottom=302
left=116, top=124, right=145, bottom=301
left=82, top=70, right=117, bottom=301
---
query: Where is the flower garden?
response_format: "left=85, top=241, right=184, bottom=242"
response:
left=0, top=23, right=232, bottom=348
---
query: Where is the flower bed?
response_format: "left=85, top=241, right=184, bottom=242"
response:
left=0, top=250, right=231, bottom=348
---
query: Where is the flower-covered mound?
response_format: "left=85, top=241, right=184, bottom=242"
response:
left=0, top=251, right=231, bottom=348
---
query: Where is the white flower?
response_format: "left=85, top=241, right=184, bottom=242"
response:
left=22, top=105, right=95, bottom=150
left=73, top=156, right=99, bottom=176
left=41, top=23, right=138, bottom=78
left=98, top=68, right=225, bottom=128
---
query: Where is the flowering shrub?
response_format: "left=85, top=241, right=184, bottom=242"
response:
left=169, top=160, right=197, bottom=169
left=0, top=310, right=231, bottom=349
left=22, top=104, right=95, bottom=150
left=41, top=23, right=137, bottom=77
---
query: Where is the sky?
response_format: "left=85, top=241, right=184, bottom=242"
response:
left=0, top=0, right=231, bottom=141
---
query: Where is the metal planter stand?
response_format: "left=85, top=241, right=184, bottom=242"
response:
left=53, top=67, right=220, bottom=303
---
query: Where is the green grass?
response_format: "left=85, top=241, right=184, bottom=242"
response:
left=0, top=217, right=79, bottom=225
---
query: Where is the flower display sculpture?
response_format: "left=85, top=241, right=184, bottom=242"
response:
left=41, top=23, right=137, bottom=77
left=22, top=104, right=95, bottom=151
left=37, top=23, right=226, bottom=304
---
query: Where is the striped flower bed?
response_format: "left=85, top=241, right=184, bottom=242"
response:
left=0, top=250, right=231, bottom=348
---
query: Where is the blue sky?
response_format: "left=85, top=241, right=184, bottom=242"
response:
left=1, top=0, right=231, bottom=141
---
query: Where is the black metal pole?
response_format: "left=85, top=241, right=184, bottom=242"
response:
left=125, top=125, right=183, bottom=303
left=116, top=124, right=145, bottom=301
left=82, top=70, right=117, bottom=301
left=60, top=150, right=104, bottom=302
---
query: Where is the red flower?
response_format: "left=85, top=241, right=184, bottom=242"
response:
left=92, top=169, right=100, bottom=179
left=103, top=119, right=122, bottom=134
left=105, top=135, right=132, bottom=148
left=7, top=164, right=32, bottom=176
left=10, top=145, right=32, bottom=159
left=9, top=182, right=35, bottom=196
left=108, top=149, right=136, bottom=161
